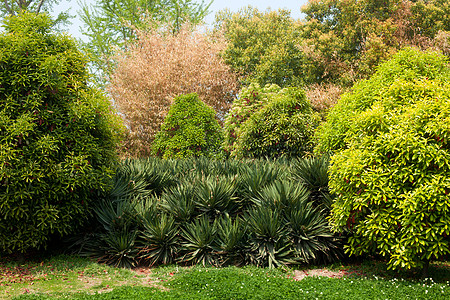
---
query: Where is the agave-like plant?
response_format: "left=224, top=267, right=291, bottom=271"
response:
left=97, top=229, right=139, bottom=268
left=94, top=199, right=137, bottom=232
left=139, top=214, right=180, bottom=266
left=215, top=215, right=248, bottom=266
left=246, top=206, right=293, bottom=268
left=289, top=155, right=331, bottom=210
left=180, top=216, right=218, bottom=266
left=252, top=179, right=310, bottom=214
left=287, top=200, right=343, bottom=264
left=194, top=175, right=238, bottom=219
left=160, top=182, right=197, bottom=223
left=236, top=161, right=281, bottom=207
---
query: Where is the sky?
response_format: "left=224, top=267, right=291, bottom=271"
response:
left=53, top=0, right=309, bottom=41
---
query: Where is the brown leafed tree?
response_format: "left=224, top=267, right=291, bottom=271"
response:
left=109, top=23, right=238, bottom=157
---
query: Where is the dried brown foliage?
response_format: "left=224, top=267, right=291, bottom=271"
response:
left=306, top=83, right=343, bottom=115
left=109, top=23, right=238, bottom=157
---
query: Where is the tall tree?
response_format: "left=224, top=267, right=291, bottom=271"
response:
left=301, top=0, right=450, bottom=86
left=0, top=0, right=70, bottom=25
left=79, top=0, right=212, bottom=84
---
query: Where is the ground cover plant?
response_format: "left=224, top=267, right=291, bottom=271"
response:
left=0, top=13, right=124, bottom=254
left=1, top=255, right=449, bottom=299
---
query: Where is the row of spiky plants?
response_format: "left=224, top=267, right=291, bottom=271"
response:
left=71, top=156, right=344, bottom=268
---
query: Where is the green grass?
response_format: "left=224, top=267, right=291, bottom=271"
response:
left=1, top=255, right=449, bottom=299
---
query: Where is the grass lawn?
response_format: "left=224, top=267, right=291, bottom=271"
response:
left=1, top=255, right=449, bottom=299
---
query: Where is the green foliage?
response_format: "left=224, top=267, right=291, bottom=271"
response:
left=215, top=6, right=309, bottom=87
left=301, top=0, right=450, bottom=86
left=152, top=93, right=223, bottom=159
left=223, top=82, right=279, bottom=156
left=0, top=13, right=124, bottom=254
left=180, top=216, right=218, bottom=266
left=140, top=213, right=180, bottom=266
left=289, top=155, right=333, bottom=211
left=73, top=157, right=342, bottom=269
left=315, top=47, right=450, bottom=153
left=328, top=48, right=450, bottom=271
left=235, top=87, right=320, bottom=159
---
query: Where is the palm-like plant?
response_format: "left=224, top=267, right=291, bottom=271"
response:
left=139, top=214, right=180, bottom=266
left=215, top=215, right=248, bottom=266
left=287, top=200, right=343, bottom=264
left=252, top=180, right=310, bottom=214
left=236, top=161, right=281, bottom=207
left=160, top=182, right=197, bottom=223
left=246, top=206, right=293, bottom=268
left=97, top=229, right=139, bottom=268
left=180, top=216, right=218, bottom=266
left=289, top=155, right=331, bottom=210
left=194, top=175, right=238, bottom=219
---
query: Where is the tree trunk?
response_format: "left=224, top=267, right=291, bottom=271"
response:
left=421, top=259, right=430, bottom=280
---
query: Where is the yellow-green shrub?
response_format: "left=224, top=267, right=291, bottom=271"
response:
left=328, top=48, right=450, bottom=271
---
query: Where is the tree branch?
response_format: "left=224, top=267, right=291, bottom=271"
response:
left=3, top=0, right=14, bottom=15
left=36, top=0, right=45, bottom=14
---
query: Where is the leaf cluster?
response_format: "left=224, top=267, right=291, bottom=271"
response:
left=0, top=13, right=125, bottom=254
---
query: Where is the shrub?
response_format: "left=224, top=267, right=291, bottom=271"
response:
left=328, top=48, right=450, bottom=273
left=315, top=47, right=450, bottom=153
left=223, top=83, right=280, bottom=155
left=151, top=93, right=224, bottom=159
left=235, top=87, right=320, bottom=158
left=109, top=24, right=238, bottom=157
left=0, top=13, right=124, bottom=254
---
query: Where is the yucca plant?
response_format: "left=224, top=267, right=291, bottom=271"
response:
left=96, top=229, right=139, bottom=268
left=215, top=215, right=248, bottom=266
left=194, top=175, right=238, bottom=219
left=134, top=195, right=159, bottom=229
left=246, top=206, right=293, bottom=268
left=287, top=201, right=343, bottom=264
left=180, top=216, right=218, bottom=266
left=108, top=159, right=153, bottom=202
left=236, top=161, right=281, bottom=207
left=160, top=182, right=197, bottom=223
left=139, top=214, right=180, bottom=266
left=252, top=180, right=310, bottom=215
left=94, top=199, right=137, bottom=232
left=289, top=155, right=331, bottom=210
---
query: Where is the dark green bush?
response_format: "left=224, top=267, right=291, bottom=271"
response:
left=0, top=13, right=124, bottom=254
left=152, top=93, right=223, bottom=159
left=327, top=48, right=450, bottom=272
left=235, top=87, right=320, bottom=158
left=76, top=157, right=343, bottom=268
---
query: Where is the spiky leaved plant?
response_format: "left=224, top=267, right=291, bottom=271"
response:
left=215, top=215, right=248, bottom=266
left=160, top=182, right=197, bottom=223
left=139, top=213, right=180, bottom=266
left=194, top=175, right=238, bottom=219
left=246, top=206, right=293, bottom=268
left=180, top=216, right=218, bottom=266
left=289, top=154, right=332, bottom=211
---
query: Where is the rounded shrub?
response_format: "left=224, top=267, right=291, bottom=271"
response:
left=315, top=47, right=450, bottom=153
left=0, top=13, right=124, bottom=254
left=235, top=87, right=320, bottom=158
left=223, top=82, right=281, bottom=156
left=328, top=48, right=450, bottom=272
left=152, top=93, right=223, bottom=159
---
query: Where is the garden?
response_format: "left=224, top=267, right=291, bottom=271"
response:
left=1, top=0, right=450, bottom=299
